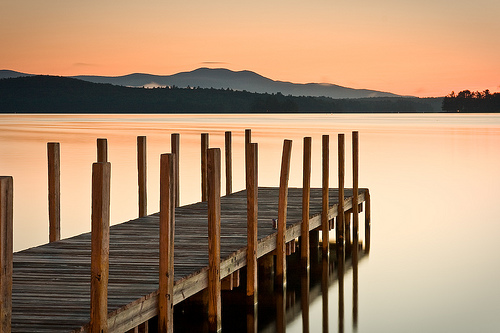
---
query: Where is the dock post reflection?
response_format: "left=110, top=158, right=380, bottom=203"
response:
left=301, top=264, right=310, bottom=333
left=276, top=284, right=286, bottom=333
left=321, top=256, right=329, bottom=333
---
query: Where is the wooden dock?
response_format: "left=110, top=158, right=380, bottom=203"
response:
left=0, top=130, right=371, bottom=332
left=11, top=187, right=368, bottom=332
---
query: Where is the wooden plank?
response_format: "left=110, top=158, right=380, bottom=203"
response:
left=201, top=133, right=209, bottom=202
left=276, top=140, right=292, bottom=287
left=246, top=143, right=258, bottom=303
left=0, top=176, right=13, bottom=333
left=207, top=148, right=221, bottom=332
left=90, top=162, right=111, bottom=333
left=171, top=133, right=180, bottom=207
left=158, top=154, right=174, bottom=333
left=137, top=136, right=147, bottom=217
left=97, top=138, right=108, bottom=163
left=47, top=142, right=61, bottom=243
left=322, top=135, right=329, bottom=257
left=225, top=131, right=232, bottom=196
left=301, top=137, right=311, bottom=267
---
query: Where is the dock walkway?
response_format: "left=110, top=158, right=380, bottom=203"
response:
left=11, top=186, right=368, bottom=332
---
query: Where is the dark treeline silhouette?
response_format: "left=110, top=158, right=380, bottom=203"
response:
left=0, top=75, right=442, bottom=113
left=442, top=90, right=500, bottom=112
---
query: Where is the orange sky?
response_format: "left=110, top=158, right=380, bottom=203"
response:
left=2, top=1, right=499, bottom=97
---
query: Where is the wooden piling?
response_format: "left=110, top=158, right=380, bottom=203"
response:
left=90, top=162, right=111, bottom=333
left=225, top=131, right=232, bottom=196
left=301, top=137, right=312, bottom=268
left=276, top=139, right=292, bottom=287
left=159, top=154, right=175, bottom=333
left=365, top=189, right=371, bottom=253
left=201, top=133, right=209, bottom=202
left=352, top=131, right=359, bottom=256
left=337, top=134, right=345, bottom=253
left=246, top=143, right=258, bottom=303
left=207, top=148, right=221, bottom=332
left=137, top=136, right=147, bottom=217
left=321, top=135, right=329, bottom=257
left=47, top=142, right=61, bottom=243
left=171, top=133, right=180, bottom=207
left=0, top=176, right=13, bottom=333
left=97, top=138, right=108, bottom=163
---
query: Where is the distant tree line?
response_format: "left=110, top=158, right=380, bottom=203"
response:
left=0, top=75, right=442, bottom=113
left=442, top=90, right=500, bottom=112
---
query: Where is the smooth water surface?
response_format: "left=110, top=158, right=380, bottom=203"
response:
left=0, top=114, right=499, bottom=332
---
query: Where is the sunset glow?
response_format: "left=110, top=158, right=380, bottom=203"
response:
left=2, top=0, right=499, bottom=97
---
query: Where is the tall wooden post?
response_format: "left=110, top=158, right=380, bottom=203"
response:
left=225, top=131, right=232, bottom=196
left=244, top=129, right=251, bottom=183
left=159, top=154, right=175, bottom=332
left=246, top=143, right=258, bottom=303
left=137, top=136, right=147, bottom=217
left=276, top=139, right=292, bottom=287
left=47, top=142, right=61, bottom=243
left=352, top=135, right=359, bottom=330
left=352, top=131, right=359, bottom=254
left=0, top=176, right=13, bottom=333
left=365, top=190, right=371, bottom=253
left=201, top=133, right=209, bottom=202
left=90, top=162, right=111, bottom=333
left=301, top=137, right=312, bottom=268
left=171, top=133, right=180, bottom=207
left=97, top=138, right=108, bottom=163
left=207, top=148, right=221, bottom=332
left=321, top=135, right=329, bottom=257
left=337, top=134, right=345, bottom=255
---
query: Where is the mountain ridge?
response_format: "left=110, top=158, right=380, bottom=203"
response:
left=1, top=68, right=401, bottom=99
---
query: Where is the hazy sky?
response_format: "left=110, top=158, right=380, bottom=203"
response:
left=2, top=0, right=499, bottom=97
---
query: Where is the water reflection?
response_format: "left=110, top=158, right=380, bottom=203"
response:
left=173, top=240, right=368, bottom=332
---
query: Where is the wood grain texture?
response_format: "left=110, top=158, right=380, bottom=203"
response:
left=207, top=148, right=221, bottom=332
left=48, top=142, right=61, bottom=243
left=321, top=135, right=329, bottom=257
left=97, top=139, right=107, bottom=163
left=246, top=143, right=258, bottom=302
left=1, top=177, right=13, bottom=333
left=171, top=134, right=180, bottom=208
left=301, top=137, right=312, bottom=267
left=137, top=136, right=147, bottom=217
left=158, top=154, right=174, bottom=333
left=201, top=133, right=209, bottom=202
left=90, top=162, right=110, bottom=333
left=225, top=131, right=232, bottom=196
left=276, top=140, right=292, bottom=287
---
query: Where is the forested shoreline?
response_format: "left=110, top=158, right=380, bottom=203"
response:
left=442, top=90, right=500, bottom=112
left=1, top=75, right=444, bottom=113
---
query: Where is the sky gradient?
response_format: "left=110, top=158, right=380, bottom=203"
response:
left=2, top=0, right=499, bottom=97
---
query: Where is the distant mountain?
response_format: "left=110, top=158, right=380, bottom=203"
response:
left=0, top=68, right=400, bottom=99
left=72, top=68, right=400, bottom=99
left=0, top=70, right=33, bottom=80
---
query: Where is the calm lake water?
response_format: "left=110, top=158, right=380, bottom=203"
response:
left=0, top=114, right=499, bottom=332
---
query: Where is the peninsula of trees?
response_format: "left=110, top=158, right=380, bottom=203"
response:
left=442, top=90, right=500, bottom=112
